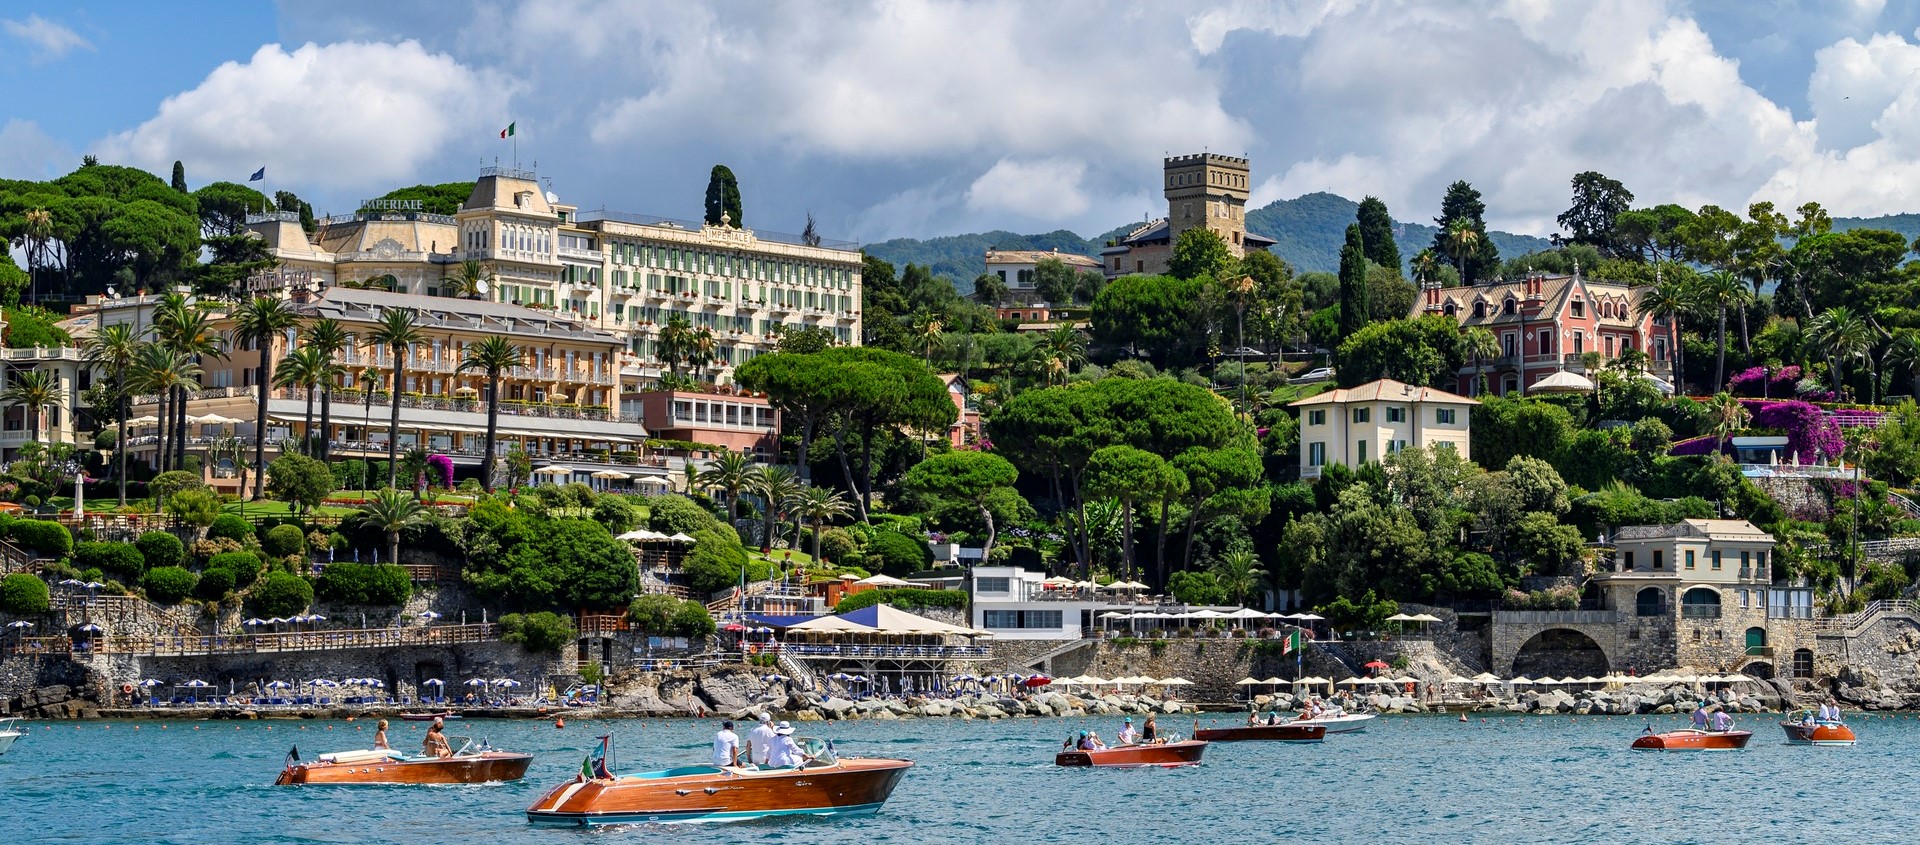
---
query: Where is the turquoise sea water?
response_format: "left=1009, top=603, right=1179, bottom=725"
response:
left=6, top=711, right=1916, bottom=844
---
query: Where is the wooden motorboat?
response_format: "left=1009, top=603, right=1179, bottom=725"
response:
left=1193, top=722, right=1326, bottom=743
left=1055, top=740, right=1207, bottom=768
left=274, top=741, right=531, bottom=785
left=526, top=736, right=911, bottom=826
left=399, top=711, right=459, bottom=722
left=1630, top=728, right=1753, bottom=751
left=1780, top=717, right=1857, bottom=747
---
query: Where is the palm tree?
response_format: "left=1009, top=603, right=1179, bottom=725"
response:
left=1410, top=248, right=1441, bottom=286
left=1444, top=219, right=1480, bottom=284
left=457, top=336, right=522, bottom=491
left=696, top=451, right=753, bottom=522
left=131, top=344, right=197, bottom=476
left=657, top=315, right=695, bottom=379
left=2, top=370, right=62, bottom=445
left=83, top=323, right=141, bottom=506
left=1810, top=307, right=1874, bottom=400
left=1884, top=330, right=1920, bottom=401
left=399, top=446, right=431, bottom=497
left=18, top=208, right=53, bottom=304
left=1033, top=324, right=1088, bottom=387
left=154, top=300, right=225, bottom=472
left=274, top=347, right=328, bottom=455
left=790, top=485, right=853, bottom=562
left=1698, top=270, right=1749, bottom=392
left=367, top=309, right=425, bottom=488
left=913, top=313, right=944, bottom=365
left=354, top=488, right=427, bottom=565
left=302, top=317, right=349, bottom=461
left=690, top=327, right=719, bottom=381
left=1637, top=275, right=1695, bottom=393
left=232, top=296, right=300, bottom=496
left=746, top=465, right=802, bottom=554
left=1707, top=392, right=1751, bottom=458
left=358, top=366, right=378, bottom=490
left=450, top=259, right=489, bottom=299
left=1461, top=327, right=1499, bottom=396
left=1211, top=549, right=1267, bottom=607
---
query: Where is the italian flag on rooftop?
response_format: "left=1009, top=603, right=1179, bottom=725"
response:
left=500, top=123, right=515, bottom=139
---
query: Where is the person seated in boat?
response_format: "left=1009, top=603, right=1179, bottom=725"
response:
left=1117, top=718, right=1137, bottom=745
left=423, top=719, right=451, bottom=758
left=1820, top=698, right=1843, bottom=722
left=1141, top=714, right=1158, bottom=744
left=766, top=722, right=803, bottom=768
left=712, top=720, right=740, bottom=767
left=373, top=719, right=390, bottom=751
left=1246, top=710, right=1260, bottom=727
left=1709, top=708, right=1734, bottom=733
left=747, top=714, right=777, bottom=767
left=1690, top=703, right=1710, bottom=730
left=1075, top=731, right=1093, bottom=750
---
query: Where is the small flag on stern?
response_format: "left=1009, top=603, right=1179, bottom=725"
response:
left=500, top=122, right=515, bottom=139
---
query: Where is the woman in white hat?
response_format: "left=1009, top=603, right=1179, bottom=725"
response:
left=767, top=720, right=803, bottom=768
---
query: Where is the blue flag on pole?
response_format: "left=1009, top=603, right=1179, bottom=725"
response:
left=249, top=167, right=265, bottom=181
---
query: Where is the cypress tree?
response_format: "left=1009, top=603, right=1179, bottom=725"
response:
left=1356, top=196, right=1400, bottom=275
left=704, top=165, right=743, bottom=228
left=1337, top=224, right=1369, bottom=339
left=170, top=161, right=188, bottom=193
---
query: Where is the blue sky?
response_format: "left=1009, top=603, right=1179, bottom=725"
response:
left=7, top=1, right=1920, bottom=244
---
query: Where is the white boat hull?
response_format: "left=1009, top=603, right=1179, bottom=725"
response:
left=0, top=730, right=21, bottom=755
left=1295, top=713, right=1375, bottom=734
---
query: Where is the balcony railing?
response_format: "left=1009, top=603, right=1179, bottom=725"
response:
left=284, top=389, right=616, bottom=422
left=1680, top=605, right=1722, bottom=619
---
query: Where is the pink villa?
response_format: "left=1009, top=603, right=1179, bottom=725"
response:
left=624, top=389, right=779, bottom=455
left=1413, top=272, right=1669, bottom=396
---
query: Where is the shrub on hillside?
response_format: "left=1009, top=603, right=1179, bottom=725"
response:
left=207, top=513, right=253, bottom=543
left=0, top=572, right=49, bottom=614
left=647, top=494, right=719, bottom=535
left=628, top=594, right=716, bottom=637
left=135, top=531, right=185, bottom=570
left=499, top=611, right=575, bottom=653
left=864, top=530, right=931, bottom=576
left=9, top=519, right=72, bottom=559
left=670, top=600, right=716, bottom=638
left=142, top=566, right=199, bottom=605
left=73, top=541, right=144, bottom=580
left=248, top=571, right=314, bottom=618
left=682, top=526, right=768, bottom=596
left=314, top=562, right=412, bottom=606
left=194, top=566, right=235, bottom=601
left=592, top=495, right=638, bottom=534
left=833, top=587, right=967, bottom=613
left=261, top=524, right=307, bottom=558
left=817, top=527, right=861, bottom=564
left=207, top=551, right=264, bottom=589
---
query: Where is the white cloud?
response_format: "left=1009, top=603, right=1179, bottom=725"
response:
left=965, top=158, right=1090, bottom=218
left=93, top=41, right=499, bottom=194
left=0, top=120, right=75, bottom=180
left=2, top=14, right=92, bottom=62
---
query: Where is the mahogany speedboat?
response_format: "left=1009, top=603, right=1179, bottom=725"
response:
left=399, top=711, right=459, bottom=722
left=1293, top=710, right=1376, bottom=734
left=1780, top=715, right=1857, bottom=747
left=1630, top=729, right=1753, bottom=751
left=526, top=735, right=912, bottom=826
left=274, top=740, right=531, bottom=785
left=1193, top=723, right=1326, bottom=743
left=1055, top=740, right=1207, bottom=768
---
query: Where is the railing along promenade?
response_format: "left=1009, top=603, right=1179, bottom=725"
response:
left=92, top=623, right=498, bottom=657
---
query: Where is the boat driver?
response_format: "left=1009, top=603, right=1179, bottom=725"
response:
left=1820, top=698, right=1843, bottom=722
left=1708, top=708, right=1734, bottom=733
left=1117, top=718, right=1137, bottom=745
left=423, top=718, right=452, bottom=758
left=767, top=721, right=803, bottom=768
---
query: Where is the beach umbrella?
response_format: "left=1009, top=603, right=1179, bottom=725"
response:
left=464, top=678, right=489, bottom=687
left=1534, top=677, right=1563, bottom=686
left=1384, top=613, right=1415, bottom=622
left=82, top=582, right=105, bottom=590
left=1470, top=672, right=1500, bottom=683
left=305, top=614, right=327, bottom=622
left=668, top=532, right=697, bottom=543
left=365, top=679, right=385, bottom=689
left=181, top=679, right=211, bottom=688
left=1162, top=677, right=1194, bottom=686
left=419, top=611, right=442, bottom=621
left=1294, top=613, right=1324, bottom=621
left=57, top=578, right=85, bottom=587
left=493, top=679, right=522, bottom=688
left=243, top=618, right=266, bottom=626
left=265, top=681, right=291, bottom=689
left=1235, top=677, right=1263, bottom=686
left=1508, top=676, right=1535, bottom=686
left=1336, top=677, right=1364, bottom=687
left=75, top=623, right=103, bottom=633
left=1391, top=676, right=1420, bottom=685
left=422, top=679, right=444, bottom=686
left=1022, top=676, right=1052, bottom=688
left=311, top=679, right=339, bottom=688
left=5, top=620, right=32, bottom=629
left=139, top=679, right=164, bottom=687
left=1363, top=660, right=1390, bottom=671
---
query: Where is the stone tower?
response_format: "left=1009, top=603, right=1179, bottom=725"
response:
left=1163, top=153, right=1251, bottom=257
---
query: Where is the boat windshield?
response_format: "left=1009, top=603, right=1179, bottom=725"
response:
left=795, top=737, right=837, bottom=765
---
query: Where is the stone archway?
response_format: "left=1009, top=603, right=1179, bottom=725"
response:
left=1739, top=660, right=1775, bottom=680
left=1511, top=628, right=1611, bottom=678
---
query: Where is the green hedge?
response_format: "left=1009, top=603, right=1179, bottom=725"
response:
left=9, top=519, right=72, bottom=559
left=864, top=530, right=930, bottom=576
left=194, top=567, right=235, bottom=601
left=135, top=531, right=185, bottom=570
left=74, top=541, right=144, bottom=580
left=834, top=587, right=967, bottom=613
left=0, top=573, right=49, bottom=614
left=207, top=513, right=253, bottom=543
left=208, top=551, right=264, bottom=589
left=314, top=563, right=412, bottom=606
left=500, top=611, right=575, bottom=653
left=248, top=571, right=313, bottom=617
left=142, top=566, right=199, bottom=605
left=261, top=524, right=307, bottom=558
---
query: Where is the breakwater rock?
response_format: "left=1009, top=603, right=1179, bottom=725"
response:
left=742, top=690, right=1194, bottom=723
left=1248, top=677, right=1804, bottom=716
left=5, top=684, right=102, bottom=719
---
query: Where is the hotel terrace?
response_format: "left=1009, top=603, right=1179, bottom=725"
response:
left=56, top=167, right=867, bottom=485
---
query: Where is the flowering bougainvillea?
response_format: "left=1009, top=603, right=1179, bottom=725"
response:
left=1727, top=365, right=1802, bottom=397
left=1745, top=399, right=1845, bottom=464
left=427, top=454, right=455, bottom=489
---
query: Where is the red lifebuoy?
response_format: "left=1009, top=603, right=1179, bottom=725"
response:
left=121, top=683, right=134, bottom=695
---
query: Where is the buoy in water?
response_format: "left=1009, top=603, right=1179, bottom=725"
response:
left=1458, top=712, right=1468, bottom=722
left=555, top=717, right=566, bottom=729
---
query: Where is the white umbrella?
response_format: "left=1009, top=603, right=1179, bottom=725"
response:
left=1161, top=677, right=1194, bottom=686
left=422, top=679, right=444, bottom=686
left=1336, top=677, right=1365, bottom=687
left=1294, top=613, right=1324, bottom=621
left=1508, top=676, right=1535, bottom=685
left=532, top=466, right=573, bottom=476
left=139, top=679, right=164, bottom=687
left=124, top=415, right=160, bottom=425
left=493, top=678, right=522, bottom=688
left=265, top=681, right=291, bottom=690
left=668, top=532, right=697, bottom=543
left=1096, top=612, right=1131, bottom=620
left=1234, top=677, right=1264, bottom=686
left=591, top=470, right=630, bottom=480
left=5, top=620, right=32, bottom=629
left=1385, top=613, right=1416, bottom=622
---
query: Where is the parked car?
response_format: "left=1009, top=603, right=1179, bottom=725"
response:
left=1292, top=367, right=1335, bottom=384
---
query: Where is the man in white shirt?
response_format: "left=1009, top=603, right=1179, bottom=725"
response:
left=1116, top=718, right=1137, bottom=745
left=1821, top=699, right=1843, bottom=722
left=747, top=714, right=777, bottom=766
left=711, top=720, right=739, bottom=767
left=767, top=721, right=803, bottom=768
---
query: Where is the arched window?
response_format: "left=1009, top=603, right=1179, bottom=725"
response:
left=1635, top=587, right=1666, bottom=617
left=1792, top=648, right=1814, bottom=679
left=1682, top=587, right=1722, bottom=619
left=1472, top=301, right=1487, bottom=318
left=1443, top=302, right=1457, bottom=316
left=1503, top=298, right=1516, bottom=315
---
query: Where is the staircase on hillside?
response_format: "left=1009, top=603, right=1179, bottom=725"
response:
left=1015, top=639, right=1097, bottom=676
left=775, top=651, right=818, bottom=691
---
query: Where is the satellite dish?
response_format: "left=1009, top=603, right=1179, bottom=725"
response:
left=544, top=191, right=559, bottom=204
left=106, top=287, right=118, bottom=299
left=475, top=279, right=489, bottom=294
